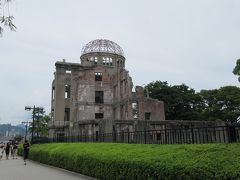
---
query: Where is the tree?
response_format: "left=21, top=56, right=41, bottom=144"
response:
left=200, top=86, right=240, bottom=124
left=0, top=0, right=16, bottom=35
left=28, top=108, right=50, bottom=137
left=233, top=59, right=240, bottom=82
left=145, top=81, right=202, bottom=120
left=170, top=84, right=203, bottom=120
left=13, top=134, right=23, bottom=142
left=199, top=89, right=221, bottom=121
left=145, top=81, right=240, bottom=123
left=34, top=115, right=50, bottom=137
left=29, top=115, right=50, bottom=137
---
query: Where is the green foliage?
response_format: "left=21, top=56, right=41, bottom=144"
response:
left=29, top=114, right=50, bottom=137
left=200, top=86, right=240, bottom=123
left=145, top=81, right=202, bottom=120
left=35, top=115, right=50, bottom=137
left=13, top=134, right=23, bottom=142
left=233, top=59, right=240, bottom=76
left=19, top=143, right=240, bottom=179
left=145, top=81, right=240, bottom=123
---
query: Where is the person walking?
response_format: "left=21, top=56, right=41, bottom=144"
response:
left=5, top=142, right=11, bottom=160
left=10, top=141, right=14, bottom=159
left=23, top=140, right=30, bottom=165
left=12, top=142, right=18, bottom=159
left=0, top=142, right=4, bottom=160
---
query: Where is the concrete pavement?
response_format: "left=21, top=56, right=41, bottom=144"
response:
left=0, top=156, right=96, bottom=180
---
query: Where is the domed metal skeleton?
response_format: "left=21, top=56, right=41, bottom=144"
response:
left=81, top=39, right=124, bottom=57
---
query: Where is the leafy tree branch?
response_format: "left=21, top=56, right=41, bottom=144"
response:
left=0, top=0, right=16, bottom=35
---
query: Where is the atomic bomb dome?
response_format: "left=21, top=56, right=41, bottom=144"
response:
left=81, top=39, right=124, bottom=57
left=49, top=38, right=166, bottom=141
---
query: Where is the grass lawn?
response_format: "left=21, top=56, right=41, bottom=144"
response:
left=19, top=143, right=240, bottom=179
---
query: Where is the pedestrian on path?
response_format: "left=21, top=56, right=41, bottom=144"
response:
left=10, top=141, right=14, bottom=159
left=0, top=142, right=4, bottom=160
left=5, top=142, right=11, bottom=160
left=23, top=140, right=30, bottom=165
left=12, top=142, right=18, bottom=159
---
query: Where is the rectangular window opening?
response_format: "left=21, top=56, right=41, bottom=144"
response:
left=65, top=85, right=71, bottom=99
left=52, top=87, right=55, bottom=100
left=106, top=57, right=109, bottom=65
left=64, top=108, right=70, bottom=121
left=95, top=113, right=104, bottom=119
left=132, top=102, right=138, bottom=119
left=145, top=112, right=151, bottom=120
left=95, top=72, right=102, bottom=81
left=110, top=58, right=113, bottom=66
left=102, top=57, right=106, bottom=65
left=94, top=57, right=98, bottom=64
left=95, top=91, right=104, bottom=103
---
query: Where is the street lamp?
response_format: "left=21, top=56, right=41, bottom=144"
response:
left=25, top=105, right=44, bottom=143
left=22, top=121, right=31, bottom=141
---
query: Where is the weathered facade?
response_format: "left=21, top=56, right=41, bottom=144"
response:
left=48, top=39, right=165, bottom=138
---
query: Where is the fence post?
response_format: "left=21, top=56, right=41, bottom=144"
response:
left=164, top=128, right=167, bottom=144
left=101, top=133, right=104, bottom=142
left=191, top=128, right=194, bottom=144
left=144, top=129, right=147, bottom=144
left=127, top=131, right=130, bottom=143
left=121, top=131, right=124, bottom=142
left=112, top=126, right=116, bottom=142
left=96, top=131, right=99, bottom=142
left=228, top=125, right=237, bottom=143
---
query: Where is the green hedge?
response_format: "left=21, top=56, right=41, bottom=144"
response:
left=18, top=143, right=240, bottom=179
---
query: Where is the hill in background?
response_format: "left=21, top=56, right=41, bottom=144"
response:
left=0, top=124, right=25, bottom=137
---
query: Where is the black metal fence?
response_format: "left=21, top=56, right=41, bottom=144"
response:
left=35, top=125, right=240, bottom=144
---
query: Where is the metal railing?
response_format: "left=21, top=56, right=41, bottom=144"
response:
left=35, top=125, right=240, bottom=144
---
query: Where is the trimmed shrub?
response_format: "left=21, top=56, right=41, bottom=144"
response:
left=19, top=143, right=240, bottom=179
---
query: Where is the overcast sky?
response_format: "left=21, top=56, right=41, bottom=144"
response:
left=0, top=0, right=239, bottom=125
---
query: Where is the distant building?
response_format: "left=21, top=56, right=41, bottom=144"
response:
left=48, top=39, right=165, bottom=139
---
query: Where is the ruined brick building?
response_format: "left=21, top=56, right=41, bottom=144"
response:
left=48, top=39, right=166, bottom=138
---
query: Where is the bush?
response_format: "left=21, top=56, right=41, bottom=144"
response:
left=18, top=144, right=23, bottom=156
left=19, top=143, right=240, bottom=179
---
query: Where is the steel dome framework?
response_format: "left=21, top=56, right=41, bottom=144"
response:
left=81, top=39, right=124, bottom=57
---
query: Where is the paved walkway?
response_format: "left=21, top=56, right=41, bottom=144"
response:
left=0, top=156, right=95, bottom=180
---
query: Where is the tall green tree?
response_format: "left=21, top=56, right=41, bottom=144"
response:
left=200, top=86, right=240, bottom=123
left=145, top=81, right=240, bottom=123
left=29, top=108, right=50, bottom=137
left=34, top=115, right=50, bottom=137
left=0, top=0, right=16, bottom=35
left=145, top=81, right=202, bottom=120
left=170, top=84, right=203, bottom=120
